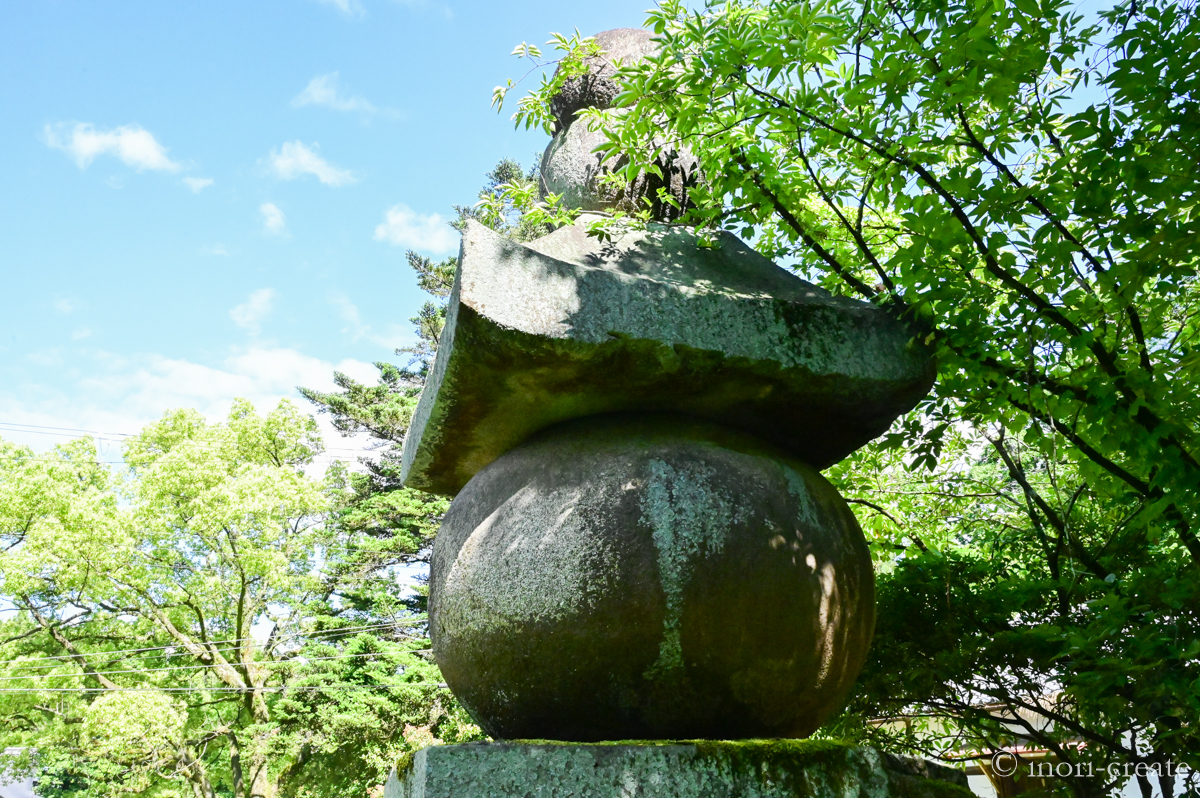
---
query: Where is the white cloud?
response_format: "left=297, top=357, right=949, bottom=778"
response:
left=230, top=288, right=276, bottom=335
left=53, top=298, right=80, bottom=314
left=292, top=73, right=377, bottom=114
left=45, top=123, right=182, bottom=172
left=260, top=203, right=287, bottom=236
left=373, top=203, right=457, bottom=254
left=268, top=141, right=356, bottom=186
left=205, top=245, right=230, bottom=256
left=183, top=177, right=214, bottom=193
left=72, top=328, right=92, bottom=341
left=0, top=347, right=382, bottom=471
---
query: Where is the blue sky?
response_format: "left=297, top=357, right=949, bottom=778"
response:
left=0, top=0, right=655, bottom=459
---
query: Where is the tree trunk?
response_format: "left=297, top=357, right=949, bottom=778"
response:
left=228, top=731, right=246, bottom=798
left=177, top=745, right=216, bottom=798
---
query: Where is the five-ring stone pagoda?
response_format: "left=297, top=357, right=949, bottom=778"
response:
left=387, top=27, right=963, bottom=798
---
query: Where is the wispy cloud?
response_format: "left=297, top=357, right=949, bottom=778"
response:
left=374, top=204, right=457, bottom=254
left=230, top=288, right=276, bottom=335
left=315, top=0, right=364, bottom=16
left=45, top=123, right=182, bottom=172
left=54, top=297, right=80, bottom=314
left=331, top=293, right=365, bottom=338
left=28, top=349, right=64, bottom=367
left=205, top=244, right=230, bottom=257
left=72, top=328, right=92, bottom=341
left=393, top=0, right=453, bottom=20
left=268, top=141, right=356, bottom=186
left=183, top=176, right=214, bottom=193
left=292, top=73, right=377, bottom=114
left=330, top=293, right=411, bottom=348
left=260, top=203, right=287, bottom=236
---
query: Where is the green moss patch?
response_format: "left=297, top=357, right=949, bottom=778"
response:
left=692, top=737, right=851, bottom=769
left=398, top=739, right=973, bottom=798
left=393, top=750, right=416, bottom=779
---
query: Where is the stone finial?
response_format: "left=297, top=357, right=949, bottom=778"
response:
left=539, top=28, right=700, bottom=221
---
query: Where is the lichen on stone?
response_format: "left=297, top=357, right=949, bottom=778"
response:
left=438, top=481, right=620, bottom=642
left=640, top=457, right=740, bottom=677
left=783, top=468, right=820, bottom=531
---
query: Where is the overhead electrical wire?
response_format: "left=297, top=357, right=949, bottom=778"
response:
left=0, top=431, right=381, bottom=466
left=4, top=620, right=412, bottom=662
left=0, top=452, right=368, bottom=467
left=0, top=421, right=375, bottom=454
left=0, top=619, right=424, bottom=668
left=0, top=684, right=448, bottom=694
left=0, top=649, right=431, bottom=682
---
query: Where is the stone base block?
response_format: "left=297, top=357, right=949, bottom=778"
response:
left=383, top=740, right=972, bottom=798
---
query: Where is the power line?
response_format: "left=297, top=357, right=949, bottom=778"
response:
left=1, top=620, right=424, bottom=668
left=0, top=421, right=378, bottom=454
left=0, top=649, right=428, bottom=682
left=4, top=622, right=423, bottom=668
left=0, top=684, right=448, bottom=694
left=0, top=452, right=368, bottom=467
left=0, top=422, right=133, bottom=438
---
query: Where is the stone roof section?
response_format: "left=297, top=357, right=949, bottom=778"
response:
left=399, top=218, right=934, bottom=496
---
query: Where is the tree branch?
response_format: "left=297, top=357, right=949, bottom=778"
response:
left=733, top=152, right=880, bottom=301
left=26, top=603, right=120, bottom=691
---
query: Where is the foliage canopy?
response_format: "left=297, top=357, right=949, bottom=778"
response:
left=499, top=0, right=1200, bottom=793
left=0, top=401, right=476, bottom=798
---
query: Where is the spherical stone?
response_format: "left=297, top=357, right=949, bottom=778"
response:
left=538, top=119, right=699, bottom=221
left=549, top=28, right=658, bottom=131
left=430, top=414, right=875, bottom=742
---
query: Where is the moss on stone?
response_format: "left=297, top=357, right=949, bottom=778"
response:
left=400, top=218, right=936, bottom=496
left=393, top=750, right=416, bottom=779
left=694, top=738, right=853, bottom=796
left=508, top=738, right=686, bottom=746
left=390, top=741, right=971, bottom=798
left=504, top=738, right=851, bottom=763
left=692, top=737, right=851, bottom=768
left=503, top=739, right=968, bottom=798
left=640, top=457, right=733, bottom=677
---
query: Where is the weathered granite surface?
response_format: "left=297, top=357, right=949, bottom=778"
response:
left=399, top=217, right=934, bottom=496
left=431, top=415, right=875, bottom=741
left=383, top=740, right=973, bottom=798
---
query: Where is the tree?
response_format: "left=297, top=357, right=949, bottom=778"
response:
left=498, top=2, right=1200, bottom=793
left=300, top=157, right=549, bottom=589
left=822, top=426, right=1199, bottom=797
left=0, top=401, right=477, bottom=798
